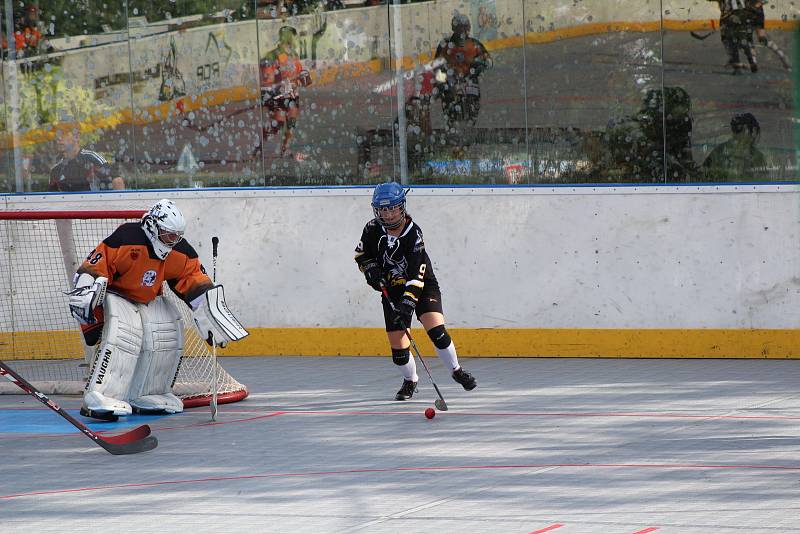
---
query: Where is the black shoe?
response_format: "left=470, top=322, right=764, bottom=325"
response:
left=452, top=367, right=477, bottom=391
left=80, top=406, right=119, bottom=422
left=395, top=379, right=417, bottom=400
left=750, top=63, right=758, bottom=73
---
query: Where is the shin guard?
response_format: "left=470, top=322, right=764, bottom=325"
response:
left=129, top=296, right=185, bottom=414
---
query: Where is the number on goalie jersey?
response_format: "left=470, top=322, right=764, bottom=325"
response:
left=354, top=182, right=476, bottom=401
left=72, top=199, right=247, bottom=421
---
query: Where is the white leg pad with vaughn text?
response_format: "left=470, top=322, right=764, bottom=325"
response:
left=83, top=293, right=144, bottom=416
left=129, top=295, right=185, bottom=414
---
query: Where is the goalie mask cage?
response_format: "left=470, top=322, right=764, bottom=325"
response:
left=0, top=209, right=247, bottom=407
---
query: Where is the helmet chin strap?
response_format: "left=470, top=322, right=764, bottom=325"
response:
left=380, top=214, right=405, bottom=230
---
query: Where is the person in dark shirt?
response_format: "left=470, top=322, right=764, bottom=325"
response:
left=48, top=126, right=124, bottom=192
left=702, top=112, right=768, bottom=181
left=748, top=1, right=791, bottom=70
left=354, top=182, right=477, bottom=401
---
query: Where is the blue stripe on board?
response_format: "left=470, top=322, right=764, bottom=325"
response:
left=3, top=181, right=799, bottom=197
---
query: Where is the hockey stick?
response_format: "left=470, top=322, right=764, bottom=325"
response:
left=690, top=19, right=717, bottom=41
left=0, top=360, right=157, bottom=455
left=690, top=30, right=714, bottom=41
left=210, top=236, right=219, bottom=421
left=380, top=286, right=448, bottom=411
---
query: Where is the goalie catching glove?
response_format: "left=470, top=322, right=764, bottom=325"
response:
left=65, top=273, right=108, bottom=325
left=191, top=285, right=249, bottom=348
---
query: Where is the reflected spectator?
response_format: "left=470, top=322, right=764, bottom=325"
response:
left=702, top=113, right=767, bottom=181
left=748, top=1, right=791, bottom=70
left=601, top=87, right=698, bottom=182
left=710, top=0, right=757, bottom=74
left=12, top=4, right=52, bottom=57
left=49, top=126, right=125, bottom=192
left=257, top=26, right=312, bottom=160
left=433, top=14, right=492, bottom=132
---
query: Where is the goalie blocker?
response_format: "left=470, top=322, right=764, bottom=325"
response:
left=192, top=285, right=249, bottom=348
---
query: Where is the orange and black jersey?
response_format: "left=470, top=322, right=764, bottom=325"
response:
left=354, top=216, right=437, bottom=305
left=78, top=222, right=213, bottom=306
left=260, top=46, right=304, bottom=88
left=435, top=36, right=490, bottom=78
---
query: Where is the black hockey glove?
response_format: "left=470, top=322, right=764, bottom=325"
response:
left=362, top=261, right=383, bottom=292
left=392, top=298, right=415, bottom=330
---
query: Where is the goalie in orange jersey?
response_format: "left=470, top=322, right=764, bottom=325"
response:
left=67, top=199, right=248, bottom=420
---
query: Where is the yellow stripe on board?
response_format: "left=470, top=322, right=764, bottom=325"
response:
left=214, top=328, right=800, bottom=359
left=4, top=328, right=800, bottom=360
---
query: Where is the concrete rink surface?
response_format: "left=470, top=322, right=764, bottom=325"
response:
left=2, top=356, right=800, bottom=533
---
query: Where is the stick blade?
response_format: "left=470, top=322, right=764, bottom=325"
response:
left=434, top=398, right=449, bottom=411
left=98, top=424, right=152, bottom=444
left=98, top=435, right=158, bottom=455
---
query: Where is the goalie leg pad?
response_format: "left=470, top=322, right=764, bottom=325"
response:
left=131, top=393, right=183, bottom=414
left=83, top=391, right=130, bottom=418
left=129, top=296, right=184, bottom=413
left=192, top=285, right=249, bottom=347
left=82, top=293, right=143, bottom=416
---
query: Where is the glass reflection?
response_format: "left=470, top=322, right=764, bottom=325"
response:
left=253, top=1, right=395, bottom=185
left=663, top=0, right=796, bottom=183
left=0, top=0, right=796, bottom=192
left=126, top=1, right=261, bottom=188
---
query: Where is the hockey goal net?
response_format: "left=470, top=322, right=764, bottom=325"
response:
left=0, top=209, right=247, bottom=407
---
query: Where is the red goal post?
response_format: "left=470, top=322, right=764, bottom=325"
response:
left=0, top=209, right=247, bottom=407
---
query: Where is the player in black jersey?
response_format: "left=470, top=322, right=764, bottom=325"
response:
left=354, top=182, right=476, bottom=400
left=48, top=126, right=124, bottom=192
left=747, top=1, right=791, bottom=70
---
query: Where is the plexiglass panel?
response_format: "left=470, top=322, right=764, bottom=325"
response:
left=2, top=1, right=133, bottom=192
left=0, top=0, right=796, bottom=191
left=664, top=0, right=797, bottom=183
left=127, top=2, right=261, bottom=188
left=256, top=3, right=394, bottom=185
left=384, top=0, right=528, bottom=184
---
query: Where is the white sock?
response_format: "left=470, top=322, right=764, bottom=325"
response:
left=435, top=342, right=460, bottom=372
left=401, top=355, right=418, bottom=382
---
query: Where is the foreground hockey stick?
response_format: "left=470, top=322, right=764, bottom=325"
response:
left=210, top=236, right=220, bottom=421
left=0, top=360, right=157, bottom=455
left=381, top=286, right=448, bottom=411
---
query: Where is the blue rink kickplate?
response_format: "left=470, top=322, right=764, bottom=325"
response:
left=0, top=409, right=171, bottom=434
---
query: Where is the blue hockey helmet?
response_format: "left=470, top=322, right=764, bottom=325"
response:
left=371, top=182, right=407, bottom=229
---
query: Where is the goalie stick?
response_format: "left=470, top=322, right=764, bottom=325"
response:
left=381, top=286, right=448, bottom=411
left=210, top=236, right=220, bottom=421
left=0, top=360, right=157, bottom=455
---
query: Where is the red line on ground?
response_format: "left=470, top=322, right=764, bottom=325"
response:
left=528, top=524, right=564, bottom=534
left=5, top=405, right=800, bottom=421
left=632, top=528, right=659, bottom=534
left=277, top=410, right=800, bottom=421
left=153, top=411, right=286, bottom=431
left=4, top=462, right=800, bottom=500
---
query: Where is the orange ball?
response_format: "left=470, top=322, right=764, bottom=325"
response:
left=424, top=407, right=435, bottom=419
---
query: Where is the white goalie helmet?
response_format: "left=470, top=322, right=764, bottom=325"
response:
left=141, top=199, right=186, bottom=260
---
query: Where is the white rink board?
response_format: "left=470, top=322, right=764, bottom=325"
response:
left=3, top=184, right=799, bottom=330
